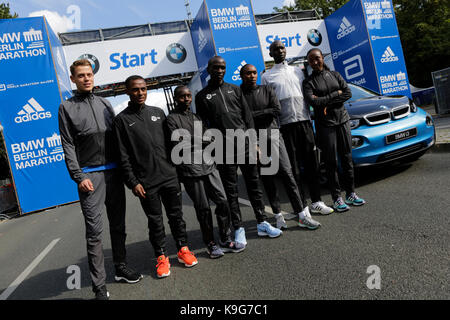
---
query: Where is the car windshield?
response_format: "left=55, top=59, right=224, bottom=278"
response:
left=348, top=84, right=379, bottom=102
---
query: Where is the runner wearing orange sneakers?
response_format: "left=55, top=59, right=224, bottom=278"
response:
left=113, top=75, right=198, bottom=278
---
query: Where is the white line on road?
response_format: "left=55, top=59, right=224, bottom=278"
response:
left=0, top=238, right=61, bottom=300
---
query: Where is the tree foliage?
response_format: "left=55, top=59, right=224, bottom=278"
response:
left=274, top=0, right=450, bottom=87
left=0, top=2, right=18, bottom=19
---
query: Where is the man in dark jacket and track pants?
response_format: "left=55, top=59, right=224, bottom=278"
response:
left=58, top=59, right=142, bottom=300
left=195, top=56, right=282, bottom=249
left=240, top=64, right=321, bottom=230
left=112, top=75, right=198, bottom=279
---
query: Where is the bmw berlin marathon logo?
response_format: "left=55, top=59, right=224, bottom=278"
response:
left=307, top=29, right=322, bottom=46
left=77, top=54, right=100, bottom=74
left=166, top=43, right=187, bottom=64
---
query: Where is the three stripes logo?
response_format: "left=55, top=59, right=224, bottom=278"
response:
left=337, top=17, right=356, bottom=39
left=232, top=60, right=247, bottom=81
left=380, top=46, right=399, bottom=63
left=14, top=97, right=52, bottom=123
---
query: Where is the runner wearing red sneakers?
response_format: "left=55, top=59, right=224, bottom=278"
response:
left=113, top=75, right=197, bottom=278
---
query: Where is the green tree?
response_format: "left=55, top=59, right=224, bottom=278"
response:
left=0, top=2, right=18, bottom=19
left=274, top=0, right=450, bottom=88
left=0, top=2, right=17, bottom=179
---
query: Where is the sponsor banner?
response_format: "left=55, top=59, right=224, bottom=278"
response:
left=325, top=0, right=380, bottom=92
left=190, top=1, right=216, bottom=87
left=362, top=0, right=411, bottom=97
left=206, top=0, right=265, bottom=85
left=257, top=20, right=331, bottom=61
left=0, top=17, right=78, bottom=213
left=63, top=31, right=198, bottom=88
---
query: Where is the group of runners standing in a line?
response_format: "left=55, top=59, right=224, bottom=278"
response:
left=58, top=40, right=365, bottom=300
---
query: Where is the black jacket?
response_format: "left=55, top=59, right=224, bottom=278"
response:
left=240, top=84, right=281, bottom=131
left=113, top=103, right=177, bottom=190
left=58, top=92, right=117, bottom=184
left=195, top=81, right=255, bottom=132
left=302, top=69, right=352, bottom=127
left=166, top=108, right=215, bottom=178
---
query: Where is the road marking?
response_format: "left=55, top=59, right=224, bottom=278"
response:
left=238, top=197, right=297, bottom=220
left=0, top=238, right=60, bottom=300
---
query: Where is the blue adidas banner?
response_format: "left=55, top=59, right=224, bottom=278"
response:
left=190, top=1, right=216, bottom=87
left=326, top=0, right=411, bottom=98
left=191, top=0, right=265, bottom=87
left=325, top=0, right=380, bottom=93
left=361, top=0, right=411, bottom=98
left=0, top=17, right=78, bottom=214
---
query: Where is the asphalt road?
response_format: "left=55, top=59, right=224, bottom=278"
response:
left=0, top=151, right=449, bottom=301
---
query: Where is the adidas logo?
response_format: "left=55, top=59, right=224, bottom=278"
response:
left=232, top=60, right=247, bottom=81
left=14, top=97, right=52, bottom=123
left=381, top=46, right=399, bottom=63
left=198, top=27, right=207, bottom=53
left=337, top=17, right=356, bottom=39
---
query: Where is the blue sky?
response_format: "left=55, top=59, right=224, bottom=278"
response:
left=10, top=0, right=292, bottom=32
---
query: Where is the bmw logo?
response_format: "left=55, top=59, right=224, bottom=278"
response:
left=77, top=54, right=100, bottom=74
left=307, top=29, right=322, bottom=46
left=166, top=43, right=187, bottom=64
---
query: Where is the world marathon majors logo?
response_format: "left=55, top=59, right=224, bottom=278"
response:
left=166, top=43, right=187, bottom=64
left=307, top=29, right=322, bottom=46
left=77, top=54, right=100, bottom=74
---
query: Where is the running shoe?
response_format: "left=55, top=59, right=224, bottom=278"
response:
left=94, top=285, right=110, bottom=300
left=219, top=240, right=245, bottom=253
left=114, top=263, right=143, bottom=284
left=275, top=213, right=288, bottom=230
left=345, top=192, right=366, bottom=206
left=234, top=227, right=247, bottom=247
left=177, top=246, right=198, bottom=267
left=333, top=197, right=350, bottom=212
left=298, top=216, right=321, bottom=230
left=156, top=255, right=171, bottom=278
left=310, top=201, right=334, bottom=215
left=257, top=221, right=282, bottom=238
left=207, top=242, right=225, bottom=259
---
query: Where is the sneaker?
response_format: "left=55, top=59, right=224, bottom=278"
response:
left=275, top=213, right=288, bottom=230
left=345, top=192, right=366, bottom=206
left=234, top=227, right=247, bottom=247
left=114, top=263, right=143, bottom=284
left=177, top=246, right=198, bottom=267
left=156, top=255, right=171, bottom=278
left=94, top=285, right=110, bottom=300
left=207, top=242, right=225, bottom=259
left=310, top=201, right=334, bottom=215
left=219, top=240, right=245, bottom=253
left=298, top=215, right=321, bottom=230
left=334, top=197, right=350, bottom=212
left=257, top=221, right=282, bottom=238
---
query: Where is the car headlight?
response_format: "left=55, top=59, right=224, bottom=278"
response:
left=351, top=136, right=364, bottom=149
left=349, top=119, right=360, bottom=129
left=410, top=101, right=418, bottom=113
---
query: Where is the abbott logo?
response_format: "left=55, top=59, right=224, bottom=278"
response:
left=381, top=46, right=399, bottom=63
left=15, top=97, right=52, bottom=123
left=232, top=60, right=247, bottom=81
left=343, top=55, right=364, bottom=80
left=337, top=17, right=356, bottom=39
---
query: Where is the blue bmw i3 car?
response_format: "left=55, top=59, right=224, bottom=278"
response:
left=345, top=83, right=435, bottom=166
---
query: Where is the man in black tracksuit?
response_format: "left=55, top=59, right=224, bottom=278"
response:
left=303, top=48, right=365, bottom=212
left=167, top=86, right=239, bottom=257
left=195, top=56, right=282, bottom=247
left=240, top=64, right=321, bottom=230
left=113, top=75, right=198, bottom=278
